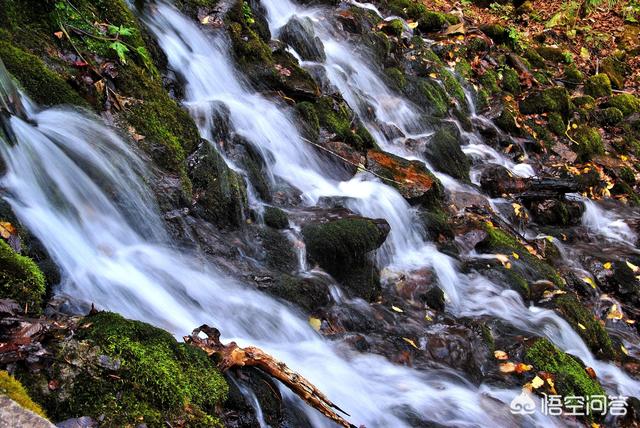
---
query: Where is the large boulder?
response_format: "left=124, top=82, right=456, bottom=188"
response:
left=302, top=216, right=389, bottom=300
left=188, top=141, right=248, bottom=228
left=424, top=126, right=470, bottom=182
left=366, top=149, right=443, bottom=207
left=280, top=16, right=326, bottom=62
left=519, top=86, right=572, bottom=117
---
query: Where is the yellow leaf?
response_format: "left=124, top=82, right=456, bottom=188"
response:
left=403, top=337, right=418, bottom=348
left=572, top=123, right=578, bottom=129
left=200, top=15, right=210, bottom=24
left=512, top=252, right=519, bottom=259
left=546, top=377, right=557, bottom=394
left=577, top=322, right=587, bottom=330
left=407, top=21, right=419, bottom=29
left=625, top=319, right=635, bottom=324
left=499, top=362, right=516, bottom=373
left=603, top=262, right=612, bottom=270
left=626, top=261, right=639, bottom=272
left=505, top=262, right=511, bottom=269
left=512, top=203, right=522, bottom=216
left=531, top=376, right=544, bottom=389
left=391, top=305, right=404, bottom=313
left=621, top=345, right=629, bottom=355
left=495, top=254, right=510, bottom=264
left=0, top=222, right=16, bottom=239
left=429, top=72, right=438, bottom=79
left=494, top=350, right=508, bottom=360
left=515, top=363, right=533, bottom=374
left=545, top=236, right=554, bottom=242
left=308, top=317, right=321, bottom=331
left=607, top=304, right=623, bottom=320
left=582, top=277, right=597, bottom=289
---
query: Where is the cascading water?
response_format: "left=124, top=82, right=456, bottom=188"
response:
left=0, top=24, right=558, bottom=428
left=256, top=0, right=640, bottom=400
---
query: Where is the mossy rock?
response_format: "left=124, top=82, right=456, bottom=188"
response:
left=523, top=47, right=545, bottom=69
left=295, top=101, right=320, bottom=141
left=384, top=67, right=407, bottom=90
left=382, top=18, right=404, bottom=37
left=302, top=217, right=389, bottom=299
left=0, top=371, right=47, bottom=418
left=596, top=107, right=624, bottom=126
left=606, top=94, right=640, bottom=117
left=525, top=339, right=605, bottom=403
left=553, top=294, right=616, bottom=359
left=535, top=46, right=571, bottom=64
left=500, top=67, right=520, bottom=94
left=16, top=312, right=227, bottom=427
left=413, top=77, right=450, bottom=117
left=547, top=112, right=566, bottom=135
left=258, top=227, right=297, bottom=272
left=563, top=64, right=583, bottom=89
left=263, top=206, right=288, bottom=229
left=424, top=126, right=470, bottom=182
left=0, top=240, right=46, bottom=314
left=519, top=86, right=571, bottom=117
left=495, top=103, right=524, bottom=136
left=315, top=97, right=374, bottom=151
left=480, top=24, right=510, bottom=45
left=569, top=125, right=604, bottom=162
left=476, top=223, right=563, bottom=288
left=270, top=274, right=330, bottom=312
left=600, top=55, right=628, bottom=90
left=584, top=73, right=612, bottom=98
left=0, top=41, right=85, bottom=107
left=479, top=69, right=500, bottom=95
left=417, top=11, right=455, bottom=33
left=188, top=142, right=248, bottom=229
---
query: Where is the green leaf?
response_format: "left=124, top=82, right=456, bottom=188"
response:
left=108, top=25, right=134, bottom=37
left=109, top=41, right=129, bottom=64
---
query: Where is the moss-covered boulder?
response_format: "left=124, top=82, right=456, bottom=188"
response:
left=14, top=312, right=228, bottom=427
left=480, top=24, right=510, bottom=45
left=0, top=42, right=86, bottom=107
left=584, top=73, right=612, bottom=98
left=500, top=67, right=521, bottom=94
left=258, top=227, right=297, bottom=273
left=606, top=93, right=640, bottom=117
left=553, top=294, right=615, bottom=358
left=600, top=55, right=628, bottom=90
left=519, top=86, right=571, bottom=117
left=0, top=371, right=47, bottom=418
left=424, top=126, right=470, bottom=182
left=524, top=339, right=605, bottom=402
left=535, top=46, right=571, bottom=64
left=569, top=125, right=603, bottom=162
left=596, top=107, right=624, bottom=126
left=263, top=206, right=289, bottom=229
left=0, top=240, right=45, bottom=314
left=366, top=149, right=443, bottom=207
left=302, top=217, right=389, bottom=300
left=314, top=97, right=375, bottom=151
left=269, top=273, right=330, bottom=312
left=188, top=141, right=248, bottom=228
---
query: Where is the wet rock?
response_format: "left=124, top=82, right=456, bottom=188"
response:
left=480, top=164, right=527, bottom=197
left=302, top=217, right=390, bottom=300
left=269, top=273, right=331, bottom=312
left=263, top=206, right=289, bottom=229
left=423, top=125, right=471, bottom=182
left=188, top=141, right=248, bottom=228
left=0, top=396, right=54, bottom=428
left=56, top=416, right=99, bottom=428
left=527, top=199, right=584, bottom=226
left=257, top=227, right=297, bottom=273
left=607, top=260, right=640, bottom=305
left=366, top=149, right=443, bottom=207
left=519, top=86, right=572, bottom=117
left=280, top=16, right=326, bottom=62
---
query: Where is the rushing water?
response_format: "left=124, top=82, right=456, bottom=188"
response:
left=0, top=0, right=639, bottom=426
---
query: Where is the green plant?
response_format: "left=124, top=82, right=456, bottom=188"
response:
left=507, top=27, right=526, bottom=51
left=242, top=1, right=255, bottom=25
left=489, top=2, right=514, bottom=19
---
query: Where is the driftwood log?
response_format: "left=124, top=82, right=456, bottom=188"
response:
left=185, top=325, right=356, bottom=428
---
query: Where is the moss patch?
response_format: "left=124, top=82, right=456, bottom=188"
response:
left=0, top=240, right=46, bottom=314
left=607, top=94, right=640, bottom=117
left=0, top=371, right=47, bottom=418
left=519, top=86, right=571, bottom=117
left=584, top=73, right=612, bottom=98
left=569, top=126, right=603, bottom=162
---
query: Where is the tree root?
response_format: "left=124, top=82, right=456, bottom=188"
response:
left=184, top=325, right=357, bottom=428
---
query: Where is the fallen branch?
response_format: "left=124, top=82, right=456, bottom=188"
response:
left=184, top=325, right=356, bottom=428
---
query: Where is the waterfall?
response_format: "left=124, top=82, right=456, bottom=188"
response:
left=0, top=27, right=557, bottom=428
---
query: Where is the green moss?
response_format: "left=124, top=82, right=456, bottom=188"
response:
left=0, top=371, right=47, bottom=418
left=259, top=228, right=297, bottom=272
left=385, top=18, right=404, bottom=37
left=315, top=97, right=374, bottom=150
left=417, top=11, right=453, bottom=33
left=0, top=240, right=46, bottom=314
left=295, top=101, right=320, bottom=141
left=600, top=55, right=628, bottom=89
left=417, top=79, right=449, bottom=117
left=495, top=103, right=524, bottom=136
left=479, top=69, right=500, bottom=95
left=570, top=126, right=604, bottom=162
left=270, top=274, right=329, bottom=312
left=584, top=73, right=612, bottom=98
left=554, top=294, right=615, bottom=358
left=548, top=112, right=566, bottom=135
left=563, top=64, right=584, bottom=88
left=532, top=70, right=550, bottom=85
left=500, top=67, right=520, bottom=94
left=67, top=312, right=226, bottom=427
left=424, top=126, right=470, bottom=181
left=597, top=107, right=624, bottom=126
left=620, top=166, right=636, bottom=184
left=523, top=47, right=545, bottom=68
left=519, top=86, right=571, bottom=117
left=454, top=58, right=472, bottom=79
left=440, top=68, right=466, bottom=108
left=572, top=95, right=595, bottom=109
left=525, top=339, right=605, bottom=400
left=384, top=67, right=407, bottom=90
left=607, top=93, right=640, bottom=117
left=536, top=46, right=571, bottom=64
left=189, top=143, right=248, bottom=228
left=480, top=24, right=510, bottom=44
left=0, top=41, right=85, bottom=106
left=263, top=206, right=288, bottom=229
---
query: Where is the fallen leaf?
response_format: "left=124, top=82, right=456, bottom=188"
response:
left=499, top=362, right=516, bottom=373
left=577, top=322, right=587, bottom=330
left=391, top=305, right=404, bottom=313
left=308, top=317, right=321, bottom=331
left=531, top=375, right=544, bottom=389
left=515, top=363, right=533, bottom=374
left=494, top=350, right=508, bottom=360
left=53, top=31, right=64, bottom=39
left=0, top=222, right=16, bottom=239
left=585, top=367, right=597, bottom=379
left=582, top=277, right=597, bottom=289
left=621, top=345, right=629, bottom=355
left=607, top=304, right=623, bottom=320
left=627, top=261, right=639, bottom=272
left=402, top=337, right=418, bottom=349
left=407, top=21, right=419, bottom=29
left=603, top=262, right=612, bottom=270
